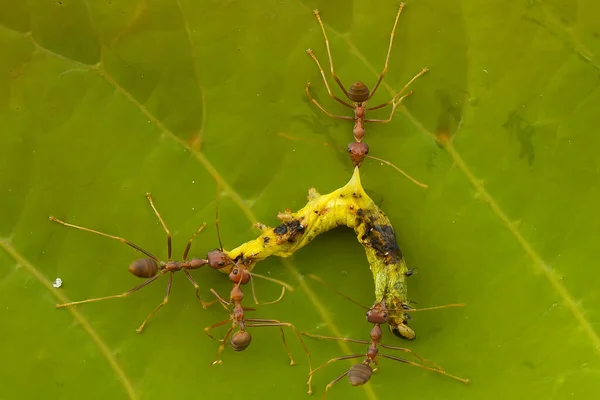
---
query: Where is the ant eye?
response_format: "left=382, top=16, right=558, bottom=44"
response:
left=365, top=311, right=369, bottom=317
left=348, top=148, right=352, bottom=153
left=232, top=269, right=239, bottom=275
left=218, top=261, right=224, bottom=266
left=383, top=313, right=388, bottom=319
left=365, top=149, right=369, bottom=155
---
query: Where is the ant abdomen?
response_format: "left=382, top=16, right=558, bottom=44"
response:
left=348, top=81, right=370, bottom=103
left=128, top=258, right=159, bottom=278
left=348, top=363, right=373, bottom=386
left=230, top=331, right=252, bottom=351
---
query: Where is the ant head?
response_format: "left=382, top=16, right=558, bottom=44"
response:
left=229, top=264, right=251, bottom=285
left=207, top=250, right=231, bottom=270
left=365, top=302, right=388, bottom=325
left=348, top=363, right=373, bottom=387
left=230, top=330, right=252, bottom=351
left=389, top=320, right=416, bottom=340
left=128, top=258, right=159, bottom=278
left=347, top=142, right=369, bottom=167
left=348, top=81, right=370, bottom=103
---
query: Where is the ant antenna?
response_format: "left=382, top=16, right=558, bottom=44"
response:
left=249, top=272, right=295, bottom=304
left=402, top=304, right=466, bottom=312
left=307, top=274, right=369, bottom=310
left=215, top=178, right=224, bottom=251
left=365, top=155, right=428, bottom=188
left=308, top=274, right=465, bottom=313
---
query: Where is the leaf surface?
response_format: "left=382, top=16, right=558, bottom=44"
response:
left=1, top=1, right=599, bottom=399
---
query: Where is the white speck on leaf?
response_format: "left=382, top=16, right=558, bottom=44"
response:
left=52, top=278, right=63, bottom=288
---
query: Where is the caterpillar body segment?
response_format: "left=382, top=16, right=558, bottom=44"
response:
left=223, top=167, right=414, bottom=339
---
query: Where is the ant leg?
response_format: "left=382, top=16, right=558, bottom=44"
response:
left=365, top=91, right=411, bottom=112
left=364, top=92, right=412, bottom=123
left=306, top=49, right=353, bottom=108
left=310, top=354, right=365, bottom=398
left=311, top=10, right=352, bottom=100
left=208, top=327, right=235, bottom=366
left=56, top=270, right=166, bottom=308
left=183, top=270, right=216, bottom=308
left=369, top=3, right=406, bottom=99
left=323, top=370, right=351, bottom=400
left=209, top=288, right=232, bottom=312
left=246, top=318, right=295, bottom=365
left=301, top=332, right=371, bottom=346
left=367, top=67, right=428, bottom=111
left=49, top=216, right=159, bottom=261
left=210, top=325, right=235, bottom=366
left=377, top=343, right=434, bottom=366
left=246, top=319, right=314, bottom=394
left=373, top=358, right=380, bottom=373
left=311, top=354, right=365, bottom=376
left=392, top=67, right=429, bottom=102
left=306, top=83, right=354, bottom=120
left=204, top=319, right=232, bottom=342
left=379, top=353, right=470, bottom=384
left=136, top=271, right=174, bottom=333
left=145, top=193, right=172, bottom=261
left=279, top=327, right=295, bottom=366
left=182, top=222, right=207, bottom=260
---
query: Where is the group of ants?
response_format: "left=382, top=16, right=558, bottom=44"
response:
left=50, top=4, right=469, bottom=398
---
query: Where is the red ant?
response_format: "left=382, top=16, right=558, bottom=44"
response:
left=303, top=274, right=469, bottom=399
left=50, top=193, right=236, bottom=332
left=203, top=226, right=315, bottom=394
left=204, top=197, right=312, bottom=394
left=51, top=192, right=313, bottom=388
left=305, top=3, right=428, bottom=168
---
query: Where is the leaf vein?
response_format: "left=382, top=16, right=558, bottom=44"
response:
left=299, top=0, right=600, bottom=357
left=0, top=239, right=138, bottom=400
left=174, top=0, right=207, bottom=151
left=18, top=19, right=371, bottom=394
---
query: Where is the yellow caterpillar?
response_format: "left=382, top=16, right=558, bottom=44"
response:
left=224, top=167, right=415, bottom=339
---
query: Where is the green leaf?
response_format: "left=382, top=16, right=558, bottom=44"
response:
left=1, top=0, right=599, bottom=399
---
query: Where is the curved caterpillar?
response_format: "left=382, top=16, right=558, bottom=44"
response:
left=224, top=167, right=415, bottom=340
